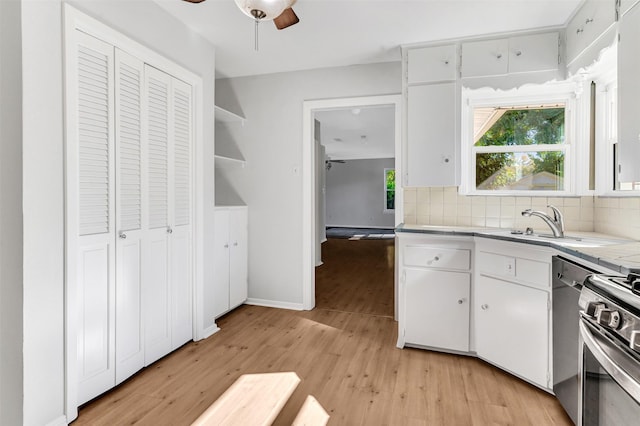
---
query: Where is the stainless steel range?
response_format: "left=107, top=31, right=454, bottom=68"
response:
left=579, top=273, right=640, bottom=425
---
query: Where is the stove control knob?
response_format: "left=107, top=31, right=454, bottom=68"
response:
left=585, top=301, right=606, bottom=318
left=597, top=309, right=622, bottom=329
left=630, top=331, right=640, bottom=352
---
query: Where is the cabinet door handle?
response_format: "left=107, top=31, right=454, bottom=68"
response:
left=166, top=226, right=173, bottom=234
left=119, top=232, right=127, bottom=239
left=481, top=304, right=489, bottom=310
left=233, top=242, right=238, bottom=247
left=458, top=299, right=465, bottom=305
left=224, top=243, right=229, bottom=248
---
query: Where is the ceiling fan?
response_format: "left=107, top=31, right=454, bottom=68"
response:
left=183, top=0, right=299, bottom=49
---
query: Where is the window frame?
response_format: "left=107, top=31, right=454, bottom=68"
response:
left=460, top=83, right=580, bottom=196
left=384, top=168, right=395, bottom=213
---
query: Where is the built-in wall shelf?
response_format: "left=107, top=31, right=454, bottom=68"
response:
left=215, top=105, right=245, bottom=125
left=215, top=154, right=246, bottom=168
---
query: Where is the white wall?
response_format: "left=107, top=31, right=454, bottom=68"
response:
left=216, top=62, right=401, bottom=307
left=325, top=158, right=396, bottom=228
left=0, top=1, right=23, bottom=425
left=20, top=1, right=217, bottom=424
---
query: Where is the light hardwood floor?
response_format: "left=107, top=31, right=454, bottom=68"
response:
left=74, top=238, right=572, bottom=425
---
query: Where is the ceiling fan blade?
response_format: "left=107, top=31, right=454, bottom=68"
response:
left=274, top=7, right=299, bottom=30
left=182, top=0, right=206, bottom=3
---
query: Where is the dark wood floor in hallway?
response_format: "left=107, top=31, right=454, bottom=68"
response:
left=74, top=238, right=572, bottom=425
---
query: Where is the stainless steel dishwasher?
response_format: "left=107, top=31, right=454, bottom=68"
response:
left=552, top=256, right=598, bottom=425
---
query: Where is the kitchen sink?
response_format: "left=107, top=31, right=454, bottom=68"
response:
left=482, top=229, right=628, bottom=248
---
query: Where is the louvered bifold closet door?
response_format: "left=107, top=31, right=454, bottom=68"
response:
left=73, top=31, right=117, bottom=405
left=114, top=48, right=145, bottom=384
left=170, top=78, right=193, bottom=350
left=143, top=65, right=173, bottom=365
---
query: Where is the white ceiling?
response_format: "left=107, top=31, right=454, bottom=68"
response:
left=315, top=105, right=395, bottom=160
left=155, top=0, right=582, bottom=79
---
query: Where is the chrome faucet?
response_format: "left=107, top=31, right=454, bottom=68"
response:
left=521, top=205, right=565, bottom=238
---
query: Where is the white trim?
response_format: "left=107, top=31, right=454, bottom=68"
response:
left=245, top=298, right=305, bottom=311
left=201, top=324, right=221, bottom=340
left=302, top=94, right=402, bottom=311
left=63, top=4, right=206, bottom=419
left=45, top=415, right=68, bottom=426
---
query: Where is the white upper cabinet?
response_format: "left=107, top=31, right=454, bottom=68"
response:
left=507, top=32, right=559, bottom=74
left=618, top=1, right=640, bottom=182
left=565, top=0, right=616, bottom=72
left=407, top=44, right=458, bottom=84
left=406, top=82, right=457, bottom=187
left=461, top=39, right=508, bottom=78
left=461, top=32, right=559, bottom=78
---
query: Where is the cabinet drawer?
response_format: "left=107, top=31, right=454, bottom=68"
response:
left=404, top=246, right=471, bottom=270
left=478, top=251, right=550, bottom=289
left=407, top=44, right=458, bottom=84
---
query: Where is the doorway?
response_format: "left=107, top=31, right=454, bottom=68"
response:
left=301, top=95, right=402, bottom=311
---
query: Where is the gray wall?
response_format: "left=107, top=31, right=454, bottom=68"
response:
left=0, top=1, right=23, bottom=424
left=18, top=1, right=217, bottom=423
left=216, top=61, right=401, bottom=307
left=326, top=158, right=396, bottom=228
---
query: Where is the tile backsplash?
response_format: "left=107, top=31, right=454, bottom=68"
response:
left=403, top=187, right=640, bottom=240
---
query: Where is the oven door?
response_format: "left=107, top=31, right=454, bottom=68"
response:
left=579, top=320, right=640, bottom=425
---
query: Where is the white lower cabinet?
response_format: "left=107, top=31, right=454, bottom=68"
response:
left=396, top=232, right=553, bottom=391
left=397, top=234, right=472, bottom=352
left=213, top=206, right=248, bottom=318
left=404, top=268, right=470, bottom=352
left=475, top=275, right=550, bottom=388
left=474, top=239, right=552, bottom=390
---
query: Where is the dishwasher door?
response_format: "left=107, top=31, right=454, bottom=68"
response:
left=552, top=256, right=597, bottom=425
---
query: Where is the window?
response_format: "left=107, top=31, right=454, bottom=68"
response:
left=473, top=105, right=567, bottom=192
left=384, top=168, right=395, bottom=211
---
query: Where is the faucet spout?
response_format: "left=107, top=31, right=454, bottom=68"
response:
left=521, top=205, right=565, bottom=238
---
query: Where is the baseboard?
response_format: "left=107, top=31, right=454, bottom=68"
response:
left=326, top=224, right=393, bottom=230
left=245, top=298, right=305, bottom=311
left=202, top=324, right=221, bottom=339
left=46, top=415, right=68, bottom=426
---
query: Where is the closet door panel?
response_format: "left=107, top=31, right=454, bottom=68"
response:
left=170, top=78, right=193, bottom=349
left=73, top=32, right=116, bottom=406
left=143, top=65, right=172, bottom=365
left=213, top=209, right=230, bottom=318
left=115, top=49, right=145, bottom=384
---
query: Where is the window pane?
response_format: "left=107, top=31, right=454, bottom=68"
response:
left=474, top=107, right=565, bottom=147
left=385, top=169, right=395, bottom=191
left=476, top=151, right=564, bottom=191
left=386, top=190, right=395, bottom=210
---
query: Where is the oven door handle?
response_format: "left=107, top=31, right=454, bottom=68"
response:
left=580, top=320, right=640, bottom=403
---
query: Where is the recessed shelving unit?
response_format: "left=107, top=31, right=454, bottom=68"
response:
left=214, top=105, right=245, bottom=125
left=214, top=105, right=246, bottom=167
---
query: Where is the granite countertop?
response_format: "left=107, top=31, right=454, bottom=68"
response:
left=396, top=223, right=640, bottom=275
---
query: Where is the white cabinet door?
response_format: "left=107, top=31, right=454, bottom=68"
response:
left=114, top=49, right=144, bottom=384
left=461, top=39, right=508, bottom=78
left=72, top=32, right=117, bottom=405
left=618, top=1, right=640, bottom=182
left=407, top=44, right=458, bottom=84
left=169, top=78, right=193, bottom=351
left=229, top=208, right=248, bottom=310
left=566, top=0, right=616, bottom=67
left=213, top=209, right=231, bottom=318
left=508, top=33, right=559, bottom=74
left=406, top=83, right=457, bottom=186
left=213, top=207, right=248, bottom=318
left=404, top=268, right=470, bottom=352
left=143, top=65, right=172, bottom=366
left=475, top=275, right=549, bottom=388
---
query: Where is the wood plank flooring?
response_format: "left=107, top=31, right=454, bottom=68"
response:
left=73, top=238, right=572, bottom=426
